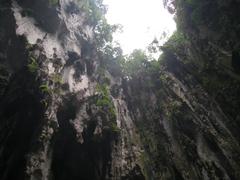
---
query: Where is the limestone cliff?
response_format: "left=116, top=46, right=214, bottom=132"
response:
left=0, top=0, right=240, bottom=180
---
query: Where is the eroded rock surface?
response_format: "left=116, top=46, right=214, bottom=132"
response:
left=0, top=0, right=240, bottom=180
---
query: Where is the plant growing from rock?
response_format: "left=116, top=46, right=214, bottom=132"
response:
left=27, top=57, right=38, bottom=73
left=39, top=84, right=51, bottom=94
left=51, top=74, right=63, bottom=85
left=49, top=0, right=58, bottom=6
left=95, top=84, right=119, bottom=134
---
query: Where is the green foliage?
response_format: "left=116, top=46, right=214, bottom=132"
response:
left=160, top=31, right=187, bottom=61
left=95, top=84, right=119, bottom=134
left=49, top=0, right=58, bottom=6
left=121, top=49, right=149, bottom=78
left=101, top=43, right=123, bottom=60
left=169, top=31, right=185, bottom=43
left=119, top=50, right=164, bottom=88
left=96, top=97, right=110, bottom=107
left=94, top=20, right=121, bottom=47
left=98, top=42, right=124, bottom=77
left=79, top=0, right=122, bottom=48
left=159, top=73, right=168, bottom=82
left=76, top=0, right=124, bottom=72
left=77, top=0, right=124, bottom=74
left=40, top=80, right=62, bottom=96
left=96, top=84, right=116, bottom=119
left=26, top=43, right=33, bottom=50
left=51, top=74, right=63, bottom=84
left=110, top=122, right=120, bottom=133
left=27, top=57, right=38, bottom=73
left=163, top=31, right=186, bottom=50
left=80, top=0, right=106, bottom=26
left=148, top=59, right=161, bottom=72
left=39, top=84, right=51, bottom=94
left=96, top=84, right=109, bottom=97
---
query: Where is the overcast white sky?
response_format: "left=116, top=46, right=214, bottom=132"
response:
left=103, top=0, right=176, bottom=55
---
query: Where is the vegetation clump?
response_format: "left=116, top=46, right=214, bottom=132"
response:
left=80, top=0, right=106, bottom=26
left=51, top=74, right=63, bottom=85
left=39, top=84, right=51, bottom=94
left=95, top=84, right=120, bottom=134
left=27, top=56, right=38, bottom=73
left=96, top=84, right=116, bottom=119
left=49, top=0, right=58, bottom=6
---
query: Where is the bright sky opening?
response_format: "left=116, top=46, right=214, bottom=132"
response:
left=103, top=0, right=176, bottom=55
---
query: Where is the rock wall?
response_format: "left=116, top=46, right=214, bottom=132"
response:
left=0, top=0, right=143, bottom=179
left=0, top=0, right=240, bottom=180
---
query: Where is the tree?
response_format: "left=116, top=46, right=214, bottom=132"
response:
left=121, top=50, right=150, bottom=78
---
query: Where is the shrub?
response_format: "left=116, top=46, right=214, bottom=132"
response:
left=39, top=84, right=51, bottom=94
left=96, top=84, right=116, bottom=119
left=110, top=122, right=120, bottom=133
left=27, top=57, right=38, bottom=73
left=51, top=74, right=63, bottom=84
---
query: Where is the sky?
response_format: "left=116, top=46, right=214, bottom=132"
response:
left=103, top=0, right=176, bottom=55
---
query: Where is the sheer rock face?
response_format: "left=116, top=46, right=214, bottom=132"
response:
left=0, top=0, right=143, bottom=180
left=0, top=0, right=240, bottom=180
left=123, top=57, right=240, bottom=179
